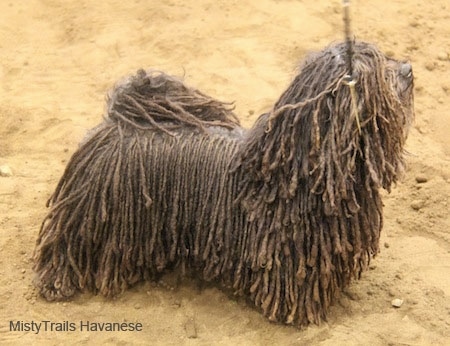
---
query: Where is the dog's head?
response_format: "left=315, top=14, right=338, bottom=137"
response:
left=251, top=41, right=415, bottom=205
left=291, top=41, right=414, bottom=138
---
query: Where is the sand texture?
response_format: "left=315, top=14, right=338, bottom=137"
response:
left=0, top=1, right=449, bottom=345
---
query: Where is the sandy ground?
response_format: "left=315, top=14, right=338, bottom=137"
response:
left=0, top=0, right=449, bottom=345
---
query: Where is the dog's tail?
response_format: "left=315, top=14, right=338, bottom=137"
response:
left=106, top=69, right=240, bottom=135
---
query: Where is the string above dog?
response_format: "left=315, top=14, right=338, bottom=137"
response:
left=343, top=0, right=354, bottom=78
left=342, top=0, right=361, bottom=134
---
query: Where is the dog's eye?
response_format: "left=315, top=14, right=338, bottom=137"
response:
left=400, top=63, right=412, bottom=78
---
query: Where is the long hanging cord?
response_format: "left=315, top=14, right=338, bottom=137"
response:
left=342, top=0, right=361, bottom=134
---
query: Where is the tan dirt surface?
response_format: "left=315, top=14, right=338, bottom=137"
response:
left=1, top=1, right=449, bottom=345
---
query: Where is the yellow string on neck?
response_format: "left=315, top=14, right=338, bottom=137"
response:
left=345, top=76, right=361, bottom=135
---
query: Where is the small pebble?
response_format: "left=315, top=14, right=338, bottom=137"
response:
left=424, top=62, right=435, bottom=71
left=134, top=303, right=141, bottom=310
left=0, top=164, right=13, bottom=177
left=21, top=269, right=26, bottom=274
left=391, top=298, right=404, bottom=308
left=415, top=175, right=428, bottom=183
left=384, top=242, right=390, bottom=248
left=437, top=52, right=449, bottom=61
left=410, top=200, right=425, bottom=210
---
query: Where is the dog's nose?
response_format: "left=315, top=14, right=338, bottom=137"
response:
left=400, top=63, right=412, bottom=77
